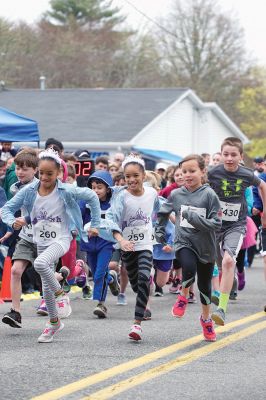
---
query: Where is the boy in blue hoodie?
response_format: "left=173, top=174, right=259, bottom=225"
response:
left=79, top=170, right=120, bottom=318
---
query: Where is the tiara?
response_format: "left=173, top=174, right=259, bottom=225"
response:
left=39, top=147, right=61, bottom=165
left=122, top=153, right=145, bottom=170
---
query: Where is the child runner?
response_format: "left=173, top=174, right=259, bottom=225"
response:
left=208, top=137, right=266, bottom=325
left=79, top=169, right=120, bottom=318
left=155, top=154, right=222, bottom=342
left=2, top=148, right=40, bottom=328
left=106, top=154, right=160, bottom=341
left=1, top=148, right=101, bottom=342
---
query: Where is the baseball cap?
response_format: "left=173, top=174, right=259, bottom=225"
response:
left=253, top=156, right=264, bottom=163
left=156, top=162, right=167, bottom=171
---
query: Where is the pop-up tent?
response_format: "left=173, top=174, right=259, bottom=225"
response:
left=0, top=107, right=39, bottom=143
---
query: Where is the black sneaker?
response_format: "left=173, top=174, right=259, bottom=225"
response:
left=108, top=270, right=120, bottom=296
left=154, top=286, right=164, bottom=297
left=59, top=266, right=70, bottom=293
left=143, top=308, right=152, bottom=320
left=2, top=309, right=22, bottom=328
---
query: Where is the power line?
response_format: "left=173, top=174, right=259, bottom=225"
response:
left=122, top=0, right=177, bottom=39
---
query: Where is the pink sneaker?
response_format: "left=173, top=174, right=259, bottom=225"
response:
left=128, top=324, right=142, bottom=341
left=172, top=295, right=188, bottom=318
left=36, top=299, right=48, bottom=316
left=200, top=316, right=216, bottom=342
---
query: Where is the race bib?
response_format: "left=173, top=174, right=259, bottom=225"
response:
left=34, top=221, right=61, bottom=242
left=122, top=225, right=149, bottom=243
left=180, top=205, right=206, bottom=229
left=220, top=201, right=241, bottom=222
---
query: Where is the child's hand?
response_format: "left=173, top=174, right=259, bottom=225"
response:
left=13, top=217, right=27, bottom=230
left=119, top=238, right=135, bottom=252
left=0, top=231, right=12, bottom=243
left=162, top=244, right=173, bottom=253
left=88, top=227, right=99, bottom=237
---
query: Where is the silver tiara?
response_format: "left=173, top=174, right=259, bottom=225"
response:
left=122, top=153, right=145, bottom=170
left=39, top=147, right=61, bottom=165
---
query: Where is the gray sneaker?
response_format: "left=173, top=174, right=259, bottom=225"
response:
left=211, top=308, right=225, bottom=326
left=108, top=270, right=120, bottom=296
left=117, top=293, right=127, bottom=306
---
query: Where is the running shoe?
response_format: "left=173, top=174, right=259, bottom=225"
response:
left=237, top=271, right=245, bottom=291
left=75, top=260, right=87, bottom=288
left=188, top=291, right=197, bottom=304
left=169, top=278, right=182, bottom=294
left=211, top=308, right=225, bottom=326
left=154, top=286, right=164, bottom=297
left=82, top=285, right=93, bottom=300
left=172, top=295, right=188, bottom=318
left=117, top=293, right=127, bottom=306
left=143, top=309, right=152, bottom=320
left=108, top=270, right=120, bottom=296
left=128, top=324, right=142, bottom=341
left=229, top=276, right=238, bottom=300
left=200, top=316, right=216, bottom=342
left=36, top=299, right=49, bottom=316
left=211, top=291, right=220, bottom=306
left=56, top=294, right=72, bottom=319
left=38, top=320, right=64, bottom=343
left=59, top=266, right=71, bottom=293
left=93, top=303, right=107, bottom=318
left=2, top=309, right=22, bottom=328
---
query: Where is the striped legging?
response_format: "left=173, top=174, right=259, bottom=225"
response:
left=121, top=250, right=153, bottom=321
left=34, top=242, right=69, bottom=319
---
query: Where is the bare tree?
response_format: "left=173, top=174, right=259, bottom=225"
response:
left=158, top=0, right=253, bottom=117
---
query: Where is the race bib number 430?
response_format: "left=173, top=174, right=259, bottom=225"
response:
left=220, top=201, right=241, bottom=222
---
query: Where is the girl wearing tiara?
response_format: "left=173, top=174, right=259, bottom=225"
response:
left=1, top=148, right=101, bottom=343
left=106, top=154, right=160, bottom=341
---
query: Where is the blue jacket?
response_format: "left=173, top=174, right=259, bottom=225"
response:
left=1, top=179, right=101, bottom=242
left=253, top=172, right=266, bottom=211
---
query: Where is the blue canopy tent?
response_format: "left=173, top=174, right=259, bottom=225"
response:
left=0, top=107, right=39, bottom=143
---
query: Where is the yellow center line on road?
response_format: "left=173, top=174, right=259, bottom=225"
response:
left=82, top=320, right=266, bottom=400
left=31, top=311, right=265, bottom=400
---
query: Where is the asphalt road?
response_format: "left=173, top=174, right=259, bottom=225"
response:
left=0, top=257, right=265, bottom=400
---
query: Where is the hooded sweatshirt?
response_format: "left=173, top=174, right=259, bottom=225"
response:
left=155, top=184, right=222, bottom=264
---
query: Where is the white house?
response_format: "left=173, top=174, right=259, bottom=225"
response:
left=0, top=87, right=248, bottom=163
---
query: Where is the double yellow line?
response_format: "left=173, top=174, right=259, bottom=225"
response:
left=31, top=311, right=266, bottom=400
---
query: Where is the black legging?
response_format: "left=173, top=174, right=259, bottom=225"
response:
left=236, top=248, right=246, bottom=274
left=177, top=248, right=214, bottom=305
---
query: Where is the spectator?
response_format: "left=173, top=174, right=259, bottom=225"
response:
left=0, top=160, right=7, bottom=187
left=112, top=152, right=125, bottom=168
left=155, top=162, right=167, bottom=189
left=253, top=156, right=265, bottom=176
left=45, top=138, right=64, bottom=156
left=0, top=142, right=17, bottom=162
left=95, top=156, right=109, bottom=171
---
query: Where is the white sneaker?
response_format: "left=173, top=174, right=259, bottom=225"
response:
left=38, top=320, right=64, bottom=343
left=56, top=294, right=72, bottom=319
left=128, top=324, right=142, bottom=341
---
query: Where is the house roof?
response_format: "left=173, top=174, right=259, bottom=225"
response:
left=0, top=88, right=188, bottom=143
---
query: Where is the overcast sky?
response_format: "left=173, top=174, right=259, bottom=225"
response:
left=1, top=0, right=266, bottom=64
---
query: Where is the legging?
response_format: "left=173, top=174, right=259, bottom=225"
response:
left=121, top=250, right=153, bottom=320
left=177, top=248, right=214, bottom=305
left=34, top=243, right=68, bottom=319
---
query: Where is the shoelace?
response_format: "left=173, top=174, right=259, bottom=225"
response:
left=177, top=300, right=186, bottom=308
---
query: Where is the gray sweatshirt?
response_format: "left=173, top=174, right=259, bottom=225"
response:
left=155, top=184, right=222, bottom=264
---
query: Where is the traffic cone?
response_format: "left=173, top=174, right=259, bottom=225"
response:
left=0, top=256, right=12, bottom=302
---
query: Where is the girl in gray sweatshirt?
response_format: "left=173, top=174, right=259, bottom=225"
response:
left=155, top=154, right=222, bottom=342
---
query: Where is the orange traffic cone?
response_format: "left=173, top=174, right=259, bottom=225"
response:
left=0, top=256, right=12, bottom=302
